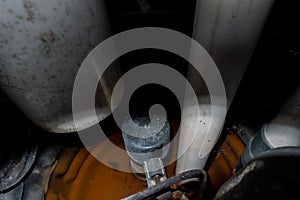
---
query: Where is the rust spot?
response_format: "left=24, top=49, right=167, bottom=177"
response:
left=46, top=123, right=177, bottom=199
left=40, top=31, right=59, bottom=57
left=24, top=0, right=35, bottom=22
left=208, top=131, right=245, bottom=192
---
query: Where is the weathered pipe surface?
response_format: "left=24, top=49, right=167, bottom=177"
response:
left=0, top=0, right=112, bottom=133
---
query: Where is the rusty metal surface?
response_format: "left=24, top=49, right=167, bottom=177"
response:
left=208, top=131, right=245, bottom=192
left=45, top=126, right=179, bottom=200
left=46, top=135, right=148, bottom=200
left=122, top=170, right=208, bottom=200
left=0, top=0, right=113, bottom=133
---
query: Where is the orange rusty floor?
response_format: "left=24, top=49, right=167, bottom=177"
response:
left=46, top=129, right=244, bottom=200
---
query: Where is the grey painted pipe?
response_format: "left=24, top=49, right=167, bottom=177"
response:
left=241, top=85, right=300, bottom=165
left=176, top=0, right=275, bottom=174
left=263, top=85, right=300, bottom=148
left=0, top=0, right=114, bottom=133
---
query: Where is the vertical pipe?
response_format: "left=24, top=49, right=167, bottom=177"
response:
left=176, top=0, right=275, bottom=174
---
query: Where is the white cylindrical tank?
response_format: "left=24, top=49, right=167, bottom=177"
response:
left=0, top=0, right=113, bottom=133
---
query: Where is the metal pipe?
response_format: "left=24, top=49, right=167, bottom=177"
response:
left=263, top=85, right=300, bottom=148
left=241, top=85, right=299, bottom=165
left=0, top=0, right=113, bottom=133
left=122, top=170, right=207, bottom=200
left=176, top=0, right=275, bottom=174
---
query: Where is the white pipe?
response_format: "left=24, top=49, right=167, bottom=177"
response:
left=176, top=0, right=275, bottom=174
left=263, top=85, right=300, bottom=148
